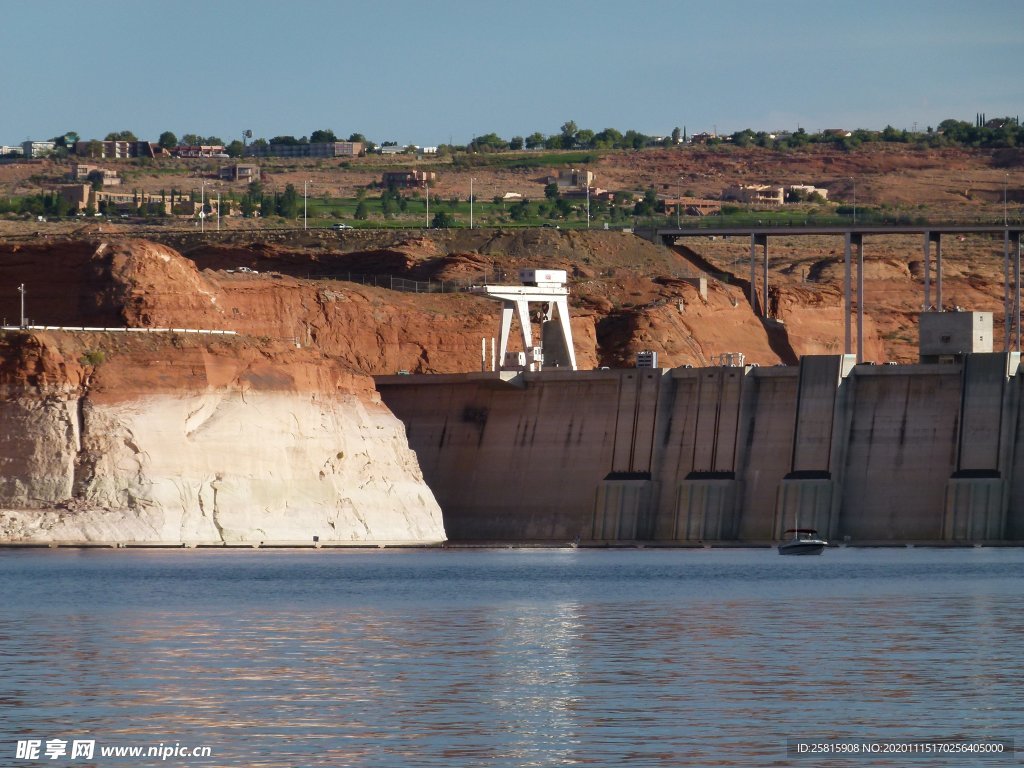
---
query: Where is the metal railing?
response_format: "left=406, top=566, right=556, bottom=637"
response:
left=308, top=269, right=508, bottom=294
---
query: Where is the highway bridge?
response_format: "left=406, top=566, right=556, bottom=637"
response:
left=639, top=224, right=1024, bottom=361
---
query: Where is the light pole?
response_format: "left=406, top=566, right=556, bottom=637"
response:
left=200, top=182, right=206, bottom=233
left=850, top=177, right=856, bottom=225
left=1005, top=173, right=1009, bottom=227
left=18, top=283, right=25, bottom=328
left=425, top=180, right=429, bottom=227
left=303, top=180, right=310, bottom=230
left=470, top=177, right=475, bottom=229
left=586, top=173, right=590, bottom=228
left=677, top=176, right=682, bottom=228
left=216, top=190, right=221, bottom=232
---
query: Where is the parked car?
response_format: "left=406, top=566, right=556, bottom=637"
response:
left=332, top=223, right=353, bottom=230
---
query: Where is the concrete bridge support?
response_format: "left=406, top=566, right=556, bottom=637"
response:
left=844, top=233, right=865, bottom=362
left=750, top=234, right=769, bottom=316
left=923, top=231, right=943, bottom=311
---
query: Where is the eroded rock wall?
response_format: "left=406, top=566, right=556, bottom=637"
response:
left=0, top=332, right=445, bottom=545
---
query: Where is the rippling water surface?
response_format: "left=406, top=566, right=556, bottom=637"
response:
left=1, top=547, right=1022, bottom=767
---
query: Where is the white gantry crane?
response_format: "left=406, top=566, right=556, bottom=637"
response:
left=471, top=268, right=577, bottom=372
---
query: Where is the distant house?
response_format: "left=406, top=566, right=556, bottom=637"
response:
left=69, top=163, right=120, bottom=186
left=244, top=141, right=363, bottom=158
left=788, top=184, right=828, bottom=201
left=219, top=164, right=261, bottom=182
left=378, top=145, right=406, bottom=155
left=665, top=197, right=722, bottom=217
left=60, top=185, right=193, bottom=215
left=547, top=168, right=594, bottom=190
left=382, top=170, right=436, bottom=189
left=721, top=184, right=784, bottom=206
left=74, top=140, right=160, bottom=159
left=173, top=145, right=226, bottom=158
left=22, top=140, right=57, bottom=158
left=1, top=145, right=25, bottom=157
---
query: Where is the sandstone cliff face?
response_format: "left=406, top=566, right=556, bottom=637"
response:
left=0, top=330, right=445, bottom=544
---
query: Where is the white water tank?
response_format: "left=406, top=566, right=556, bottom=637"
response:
left=519, top=269, right=566, bottom=287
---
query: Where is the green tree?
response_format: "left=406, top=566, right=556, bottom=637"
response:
left=525, top=132, right=546, bottom=149
left=310, top=129, right=338, bottom=143
left=509, top=200, right=530, bottom=221
left=623, top=129, right=649, bottom=149
left=225, top=140, right=245, bottom=158
left=431, top=211, right=456, bottom=228
left=469, top=132, right=507, bottom=152
left=509, top=136, right=524, bottom=150
left=354, top=200, right=369, bottom=220
left=634, top=187, right=658, bottom=217
left=560, top=120, right=578, bottom=148
left=277, top=184, right=300, bottom=218
left=158, top=131, right=178, bottom=150
left=575, top=129, right=595, bottom=148
left=544, top=182, right=560, bottom=201
left=671, top=127, right=682, bottom=144
left=105, top=130, right=138, bottom=141
left=240, top=195, right=257, bottom=217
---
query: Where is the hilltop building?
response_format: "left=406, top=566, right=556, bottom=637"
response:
left=382, top=170, right=436, bottom=189
left=68, top=163, right=120, bottom=186
left=244, top=141, right=363, bottom=158
left=21, top=140, right=57, bottom=158
left=219, top=164, right=261, bottom=182
left=722, top=184, right=785, bottom=206
left=74, top=140, right=162, bottom=159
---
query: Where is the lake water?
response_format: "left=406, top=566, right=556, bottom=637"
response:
left=1, top=546, right=1021, bottom=767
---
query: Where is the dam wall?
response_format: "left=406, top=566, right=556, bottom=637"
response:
left=377, top=353, right=1024, bottom=544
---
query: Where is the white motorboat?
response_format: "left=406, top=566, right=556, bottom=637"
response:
left=777, top=528, right=828, bottom=555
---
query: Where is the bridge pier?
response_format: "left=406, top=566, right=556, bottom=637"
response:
left=749, top=233, right=769, bottom=316
left=844, top=233, right=864, bottom=362
left=923, top=231, right=943, bottom=311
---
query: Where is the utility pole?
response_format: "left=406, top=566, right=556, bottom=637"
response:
left=303, top=180, right=310, bottom=230
left=470, top=177, right=475, bottom=229
left=677, top=176, right=682, bottom=228
left=18, top=283, right=25, bottom=328
left=586, top=174, right=590, bottom=228
left=425, top=180, right=429, bottom=227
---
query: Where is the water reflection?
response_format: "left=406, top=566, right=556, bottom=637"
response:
left=0, top=548, right=1022, bottom=766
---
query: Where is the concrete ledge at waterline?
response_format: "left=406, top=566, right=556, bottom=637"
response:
left=0, top=539, right=447, bottom=549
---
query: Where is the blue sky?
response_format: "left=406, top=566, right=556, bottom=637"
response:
left=2, top=0, right=1021, bottom=147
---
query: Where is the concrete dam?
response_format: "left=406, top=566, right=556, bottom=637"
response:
left=377, top=353, right=1024, bottom=545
